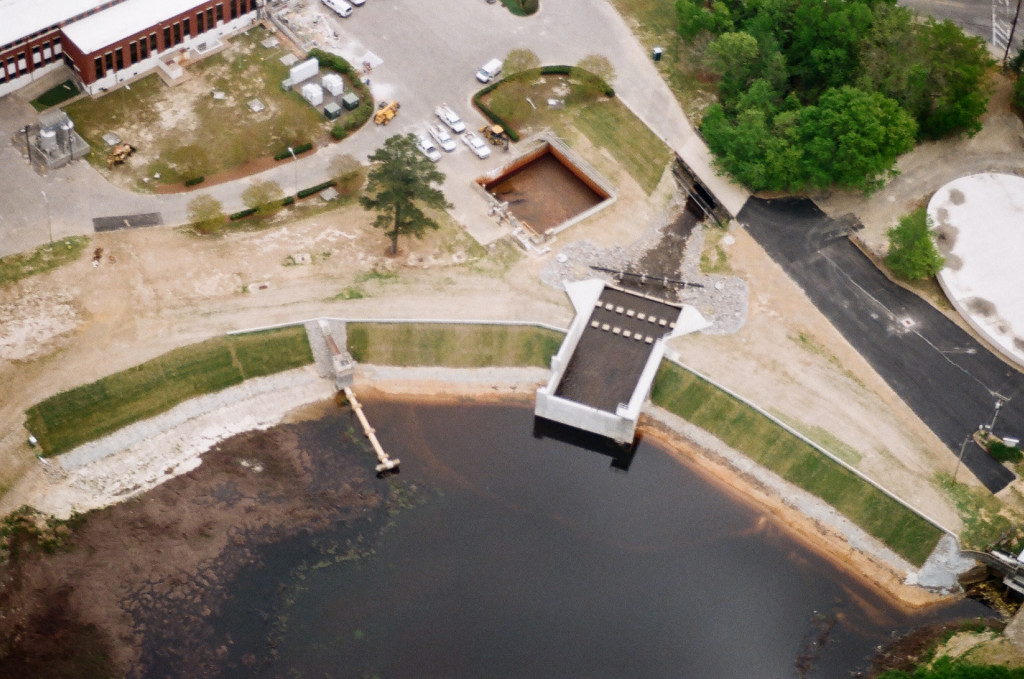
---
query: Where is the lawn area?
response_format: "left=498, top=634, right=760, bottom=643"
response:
left=479, top=71, right=671, bottom=194
left=24, top=326, right=313, bottom=457
left=30, top=80, right=81, bottom=111
left=0, top=237, right=89, bottom=287
left=64, top=25, right=358, bottom=188
left=346, top=323, right=562, bottom=369
left=651, top=362, right=944, bottom=566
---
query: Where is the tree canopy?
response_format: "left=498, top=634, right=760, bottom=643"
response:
left=678, top=0, right=992, bottom=192
left=359, top=134, right=452, bottom=255
left=885, top=207, right=944, bottom=280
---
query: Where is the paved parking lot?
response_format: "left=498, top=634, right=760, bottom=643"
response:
left=739, top=196, right=1021, bottom=493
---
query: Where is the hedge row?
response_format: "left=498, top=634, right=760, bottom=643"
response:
left=274, top=141, right=313, bottom=161
left=297, top=179, right=337, bottom=199
left=184, top=176, right=205, bottom=187
left=472, top=80, right=522, bottom=142
left=307, top=48, right=375, bottom=141
left=230, top=207, right=258, bottom=221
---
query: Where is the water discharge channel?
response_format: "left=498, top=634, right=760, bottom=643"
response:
left=195, top=399, right=985, bottom=678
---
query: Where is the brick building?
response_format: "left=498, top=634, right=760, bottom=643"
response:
left=0, top=0, right=260, bottom=98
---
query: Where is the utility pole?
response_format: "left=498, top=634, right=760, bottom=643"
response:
left=1005, top=0, right=1023, bottom=68
left=287, top=146, right=298, bottom=200
left=40, top=190, right=52, bottom=243
left=954, top=435, right=972, bottom=482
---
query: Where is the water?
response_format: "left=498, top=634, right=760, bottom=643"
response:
left=201, top=399, right=984, bottom=678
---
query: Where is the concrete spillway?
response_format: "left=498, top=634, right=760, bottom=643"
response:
left=535, top=280, right=709, bottom=444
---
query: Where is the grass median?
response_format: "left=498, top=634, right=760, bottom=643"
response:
left=25, top=326, right=313, bottom=457
left=651, top=362, right=942, bottom=566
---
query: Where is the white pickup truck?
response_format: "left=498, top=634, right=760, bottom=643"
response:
left=434, top=104, right=466, bottom=133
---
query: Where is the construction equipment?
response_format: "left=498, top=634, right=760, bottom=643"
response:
left=374, top=101, right=400, bottom=125
left=106, top=143, right=136, bottom=167
left=479, top=124, right=508, bottom=145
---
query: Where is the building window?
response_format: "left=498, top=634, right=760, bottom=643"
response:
left=173, top=22, right=181, bottom=45
left=105, top=51, right=113, bottom=71
left=216, top=3, right=224, bottom=23
left=129, top=41, right=138, bottom=64
left=149, top=32, right=157, bottom=52
left=7, top=57, right=16, bottom=76
left=183, top=18, right=191, bottom=37
left=32, top=46, right=41, bottom=65
left=230, top=0, right=238, bottom=20
left=42, top=43, right=52, bottom=61
left=94, top=56, right=104, bottom=78
left=163, top=26, right=171, bottom=48
left=18, top=54, right=27, bottom=75
left=53, top=36, right=62, bottom=55
left=139, top=39, right=148, bottom=59
left=115, top=47, right=124, bottom=70
left=197, top=11, right=205, bottom=33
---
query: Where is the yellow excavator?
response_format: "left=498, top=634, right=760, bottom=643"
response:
left=374, top=101, right=400, bottom=125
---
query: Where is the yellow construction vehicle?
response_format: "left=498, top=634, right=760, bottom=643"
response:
left=479, top=124, right=508, bottom=145
left=374, top=101, right=400, bottom=125
left=106, top=143, right=136, bottom=167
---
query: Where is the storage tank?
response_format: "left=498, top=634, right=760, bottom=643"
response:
left=39, top=127, right=57, bottom=151
left=301, top=83, right=324, bottom=106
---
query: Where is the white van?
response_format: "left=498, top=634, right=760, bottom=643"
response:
left=476, top=58, right=502, bottom=83
left=322, top=0, right=354, bottom=17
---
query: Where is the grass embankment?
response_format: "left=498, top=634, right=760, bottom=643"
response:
left=480, top=71, right=670, bottom=194
left=652, top=363, right=943, bottom=566
left=25, top=327, right=313, bottom=457
left=346, top=323, right=562, bottom=368
left=0, top=237, right=89, bottom=286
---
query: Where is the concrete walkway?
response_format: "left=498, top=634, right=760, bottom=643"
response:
left=0, top=0, right=748, bottom=259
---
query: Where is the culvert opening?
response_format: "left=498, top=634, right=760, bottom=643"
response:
left=478, top=140, right=613, bottom=236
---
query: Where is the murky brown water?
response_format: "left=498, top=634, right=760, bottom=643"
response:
left=485, top=151, right=604, bottom=233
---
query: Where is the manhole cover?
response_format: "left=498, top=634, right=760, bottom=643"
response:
left=900, top=317, right=915, bottom=328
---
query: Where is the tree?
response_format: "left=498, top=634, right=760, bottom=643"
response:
left=577, top=54, right=615, bottom=84
left=186, top=195, right=225, bottom=234
left=797, top=85, right=916, bottom=191
left=359, top=134, right=452, bottom=255
left=242, top=180, right=284, bottom=216
left=503, top=48, right=540, bottom=76
left=885, top=208, right=944, bottom=280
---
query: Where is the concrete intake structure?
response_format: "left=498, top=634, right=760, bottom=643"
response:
left=535, top=279, right=710, bottom=444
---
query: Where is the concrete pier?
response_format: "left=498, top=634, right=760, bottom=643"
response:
left=344, top=386, right=399, bottom=474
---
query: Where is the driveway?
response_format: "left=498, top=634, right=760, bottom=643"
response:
left=738, top=197, right=1021, bottom=493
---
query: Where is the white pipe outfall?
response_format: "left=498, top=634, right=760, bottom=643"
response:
left=343, top=387, right=399, bottom=473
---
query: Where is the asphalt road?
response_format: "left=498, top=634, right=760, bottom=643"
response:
left=738, top=197, right=1022, bottom=493
left=900, top=0, right=1024, bottom=59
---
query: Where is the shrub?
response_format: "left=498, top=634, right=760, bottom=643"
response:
left=988, top=439, right=1024, bottom=464
left=297, top=180, right=337, bottom=199
left=274, top=142, right=313, bottom=161
left=184, top=176, right=205, bottom=187
left=1013, top=75, right=1024, bottom=112
left=886, top=207, right=945, bottom=280
left=229, top=207, right=258, bottom=221
left=503, top=0, right=539, bottom=16
left=187, top=194, right=225, bottom=233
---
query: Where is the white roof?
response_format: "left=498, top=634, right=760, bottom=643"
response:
left=62, top=0, right=211, bottom=55
left=0, top=0, right=108, bottom=48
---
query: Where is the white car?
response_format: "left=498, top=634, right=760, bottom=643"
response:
left=428, top=123, right=457, bottom=152
left=462, top=131, right=491, bottom=159
left=322, top=0, right=353, bottom=17
left=350, top=0, right=365, bottom=5
left=416, top=134, right=442, bottom=162
left=435, top=104, right=466, bottom=133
